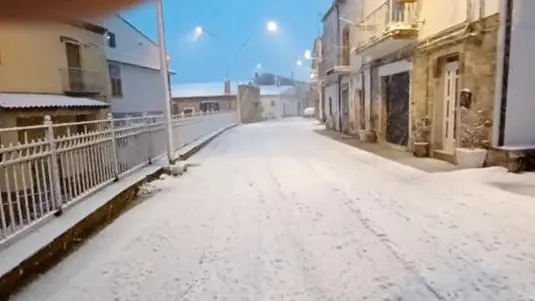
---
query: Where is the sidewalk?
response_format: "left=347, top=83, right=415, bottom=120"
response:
left=0, top=124, right=236, bottom=300
left=314, top=126, right=535, bottom=198
left=314, top=128, right=459, bottom=173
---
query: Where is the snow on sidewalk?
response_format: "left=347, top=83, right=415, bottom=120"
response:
left=10, top=120, right=535, bottom=301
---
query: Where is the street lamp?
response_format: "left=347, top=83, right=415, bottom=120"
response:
left=194, top=26, right=204, bottom=40
left=266, top=21, right=278, bottom=33
left=156, top=0, right=174, bottom=164
left=296, top=60, right=303, bottom=67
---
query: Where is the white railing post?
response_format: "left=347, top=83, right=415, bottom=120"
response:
left=143, top=113, right=153, bottom=164
left=107, top=113, right=120, bottom=181
left=44, top=116, right=63, bottom=215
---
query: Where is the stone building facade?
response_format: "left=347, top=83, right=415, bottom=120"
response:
left=411, top=14, right=501, bottom=164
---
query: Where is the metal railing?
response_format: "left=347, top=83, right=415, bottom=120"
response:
left=356, top=0, right=419, bottom=48
left=0, top=111, right=237, bottom=244
left=60, top=67, right=106, bottom=94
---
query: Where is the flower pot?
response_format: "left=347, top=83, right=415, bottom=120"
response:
left=455, top=147, right=487, bottom=168
left=358, top=130, right=377, bottom=142
left=413, top=142, right=430, bottom=158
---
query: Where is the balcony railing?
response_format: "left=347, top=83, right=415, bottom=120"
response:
left=355, top=0, right=419, bottom=51
left=60, top=68, right=106, bottom=94
left=339, top=45, right=351, bottom=66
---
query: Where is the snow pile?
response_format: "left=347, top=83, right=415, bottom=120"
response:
left=164, top=161, right=189, bottom=177
left=137, top=181, right=159, bottom=196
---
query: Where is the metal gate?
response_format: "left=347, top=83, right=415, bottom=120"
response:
left=385, top=72, right=410, bottom=146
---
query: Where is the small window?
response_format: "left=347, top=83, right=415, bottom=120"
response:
left=107, top=32, right=116, bottom=48
left=108, top=63, right=123, bottom=97
left=271, top=100, right=275, bottom=107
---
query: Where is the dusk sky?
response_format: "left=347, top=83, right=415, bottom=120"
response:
left=120, top=0, right=332, bottom=84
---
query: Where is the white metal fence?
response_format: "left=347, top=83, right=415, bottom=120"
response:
left=0, top=111, right=237, bottom=244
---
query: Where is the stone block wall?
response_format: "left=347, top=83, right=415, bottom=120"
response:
left=411, top=14, right=500, bottom=161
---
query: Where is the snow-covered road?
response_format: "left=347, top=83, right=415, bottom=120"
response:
left=12, top=119, right=535, bottom=301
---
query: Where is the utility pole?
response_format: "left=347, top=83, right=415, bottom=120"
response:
left=156, top=0, right=174, bottom=163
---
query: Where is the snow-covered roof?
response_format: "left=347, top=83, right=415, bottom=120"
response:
left=171, top=81, right=294, bottom=99
left=0, top=93, right=109, bottom=109
left=260, top=85, right=293, bottom=96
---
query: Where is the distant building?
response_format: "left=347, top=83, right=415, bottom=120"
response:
left=171, top=80, right=239, bottom=114
left=259, top=86, right=293, bottom=119
left=99, top=14, right=174, bottom=117
left=253, top=72, right=305, bottom=86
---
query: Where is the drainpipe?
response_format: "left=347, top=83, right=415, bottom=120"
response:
left=335, top=3, right=343, bottom=133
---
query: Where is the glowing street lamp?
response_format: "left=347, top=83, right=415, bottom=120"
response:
left=304, top=49, right=313, bottom=60
left=296, top=60, right=303, bottom=67
left=266, top=21, right=278, bottom=33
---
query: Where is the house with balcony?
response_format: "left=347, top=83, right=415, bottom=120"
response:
left=409, top=0, right=503, bottom=165
left=0, top=20, right=111, bottom=144
left=320, top=0, right=356, bottom=133
left=309, top=39, right=322, bottom=120
left=351, top=0, right=420, bottom=147
left=98, top=14, right=174, bottom=118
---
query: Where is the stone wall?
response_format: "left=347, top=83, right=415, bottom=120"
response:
left=237, top=85, right=262, bottom=124
left=411, top=14, right=500, bottom=163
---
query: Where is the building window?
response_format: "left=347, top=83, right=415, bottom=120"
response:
left=271, top=100, right=275, bottom=107
left=200, top=101, right=220, bottom=112
left=108, top=63, right=123, bottom=97
left=107, top=32, right=116, bottom=48
left=329, top=97, right=333, bottom=115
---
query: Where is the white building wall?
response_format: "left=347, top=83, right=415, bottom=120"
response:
left=260, top=95, right=282, bottom=119
left=418, top=0, right=499, bottom=40
left=99, top=14, right=167, bottom=117
left=99, top=15, right=161, bottom=70
left=493, top=0, right=535, bottom=147
left=110, top=62, right=165, bottom=116
left=324, top=83, right=339, bottom=129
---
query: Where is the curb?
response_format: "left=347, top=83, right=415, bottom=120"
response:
left=178, top=124, right=237, bottom=161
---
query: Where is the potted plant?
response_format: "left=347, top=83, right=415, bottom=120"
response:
left=455, top=107, right=490, bottom=168
left=412, top=115, right=431, bottom=157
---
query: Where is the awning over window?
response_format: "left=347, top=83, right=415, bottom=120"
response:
left=0, top=93, right=109, bottom=109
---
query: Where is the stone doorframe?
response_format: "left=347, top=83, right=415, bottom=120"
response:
left=429, top=52, right=463, bottom=153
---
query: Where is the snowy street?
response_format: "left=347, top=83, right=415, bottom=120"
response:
left=12, top=119, right=535, bottom=301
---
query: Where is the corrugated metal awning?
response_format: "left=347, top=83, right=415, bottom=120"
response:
left=0, top=93, right=109, bottom=109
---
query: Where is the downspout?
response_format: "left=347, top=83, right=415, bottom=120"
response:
left=335, top=3, right=342, bottom=133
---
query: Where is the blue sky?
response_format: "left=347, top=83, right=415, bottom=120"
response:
left=121, top=0, right=332, bottom=84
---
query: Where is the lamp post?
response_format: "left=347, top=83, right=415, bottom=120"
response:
left=156, top=0, right=174, bottom=164
left=193, top=21, right=279, bottom=125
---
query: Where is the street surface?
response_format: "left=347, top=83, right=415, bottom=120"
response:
left=11, top=119, right=535, bottom=301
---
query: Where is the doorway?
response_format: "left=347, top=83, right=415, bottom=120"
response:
left=442, top=61, right=459, bottom=153
left=341, top=84, right=349, bottom=133
left=385, top=72, right=410, bottom=146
